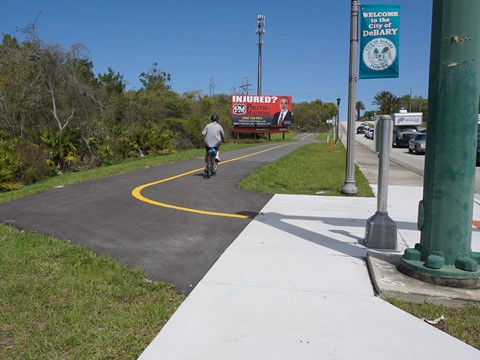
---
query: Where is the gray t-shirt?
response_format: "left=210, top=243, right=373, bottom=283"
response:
left=202, top=122, right=224, bottom=147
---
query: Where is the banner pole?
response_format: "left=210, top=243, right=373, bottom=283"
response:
left=342, top=0, right=359, bottom=195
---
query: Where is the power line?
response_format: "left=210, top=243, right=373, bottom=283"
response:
left=239, top=77, right=252, bottom=95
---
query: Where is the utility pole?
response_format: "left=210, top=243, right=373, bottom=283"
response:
left=400, top=0, right=480, bottom=287
left=209, top=77, right=215, bottom=97
left=341, top=0, right=359, bottom=195
left=256, top=15, right=265, bottom=95
left=409, top=88, right=412, bottom=112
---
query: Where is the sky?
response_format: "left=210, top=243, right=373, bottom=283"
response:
left=1, top=0, right=433, bottom=120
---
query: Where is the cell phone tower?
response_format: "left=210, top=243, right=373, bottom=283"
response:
left=256, top=15, right=265, bottom=95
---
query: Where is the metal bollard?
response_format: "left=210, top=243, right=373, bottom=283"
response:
left=364, top=115, right=398, bottom=250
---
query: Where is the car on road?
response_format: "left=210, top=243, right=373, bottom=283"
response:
left=408, top=132, right=427, bottom=154
left=356, top=125, right=369, bottom=134
left=365, top=128, right=374, bottom=140
left=393, top=126, right=419, bottom=147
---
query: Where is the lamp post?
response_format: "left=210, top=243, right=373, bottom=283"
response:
left=256, top=15, right=265, bottom=95
left=341, top=0, right=359, bottom=195
left=336, top=97, right=341, bottom=142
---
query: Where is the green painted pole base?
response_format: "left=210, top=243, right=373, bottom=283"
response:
left=400, top=0, right=480, bottom=286
left=399, top=244, right=480, bottom=288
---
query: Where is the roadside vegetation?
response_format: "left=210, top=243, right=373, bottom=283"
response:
left=387, top=298, right=480, bottom=349
left=0, top=224, right=183, bottom=359
left=0, top=25, right=427, bottom=195
left=0, top=27, right=338, bottom=194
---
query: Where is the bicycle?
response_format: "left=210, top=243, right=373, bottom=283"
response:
left=205, top=147, right=218, bottom=178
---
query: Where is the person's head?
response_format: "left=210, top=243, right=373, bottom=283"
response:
left=279, top=97, right=289, bottom=112
left=211, top=114, right=219, bottom=122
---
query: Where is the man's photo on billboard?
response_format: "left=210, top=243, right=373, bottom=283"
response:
left=271, top=96, right=293, bottom=126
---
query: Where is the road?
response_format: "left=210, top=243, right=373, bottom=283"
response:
left=0, top=135, right=315, bottom=295
left=355, top=132, right=480, bottom=196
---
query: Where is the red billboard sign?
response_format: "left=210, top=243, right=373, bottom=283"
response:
left=231, top=95, right=293, bottom=127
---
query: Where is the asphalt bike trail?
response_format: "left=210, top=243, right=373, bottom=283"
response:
left=0, top=134, right=314, bottom=294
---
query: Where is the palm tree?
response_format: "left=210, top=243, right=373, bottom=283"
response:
left=372, top=91, right=401, bottom=114
left=356, top=101, right=365, bottom=120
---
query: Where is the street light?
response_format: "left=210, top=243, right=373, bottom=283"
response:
left=341, top=0, right=359, bottom=195
left=336, top=98, right=341, bottom=142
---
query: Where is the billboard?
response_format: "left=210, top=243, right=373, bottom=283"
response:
left=231, top=95, right=293, bottom=127
left=359, top=4, right=400, bottom=79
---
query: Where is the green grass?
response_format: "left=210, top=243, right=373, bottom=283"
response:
left=240, top=138, right=374, bottom=197
left=1, top=134, right=480, bottom=356
left=0, top=224, right=183, bottom=359
left=387, top=298, right=480, bottom=349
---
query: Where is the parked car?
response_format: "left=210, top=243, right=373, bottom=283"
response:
left=365, top=128, right=374, bottom=140
left=408, top=133, right=427, bottom=154
left=356, top=125, right=369, bottom=134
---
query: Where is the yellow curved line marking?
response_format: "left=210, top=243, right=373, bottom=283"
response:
left=132, top=143, right=291, bottom=218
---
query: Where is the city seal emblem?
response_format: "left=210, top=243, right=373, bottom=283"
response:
left=362, top=37, right=397, bottom=72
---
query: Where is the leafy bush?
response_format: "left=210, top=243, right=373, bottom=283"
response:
left=13, top=141, right=50, bottom=184
left=0, top=138, right=22, bottom=191
left=133, top=122, right=174, bottom=154
left=40, top=131, right=79, bottom=172
left=161, top=117, right=205, bottom=150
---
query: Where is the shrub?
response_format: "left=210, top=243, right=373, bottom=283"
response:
left=0, top=138, right=22, bottom=191
left=13, top=141, right=50, bottom=184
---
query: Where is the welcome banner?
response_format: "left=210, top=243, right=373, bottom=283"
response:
left=359, top=4, right=400, bottom=79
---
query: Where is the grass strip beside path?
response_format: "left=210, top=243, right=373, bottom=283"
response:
left=0, top=224, right=183, bottom=359
left=240, top=140, right=374, bottom=197
left=387, top=298, right=480, bottom=349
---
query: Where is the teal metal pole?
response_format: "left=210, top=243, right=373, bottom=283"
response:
left=400, top=0, right=480, bottom=287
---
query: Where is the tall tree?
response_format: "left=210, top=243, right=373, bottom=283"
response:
left=139, top=63, right=171, bottom=91
left=372, top=91, right=401, bottom=114
left=98, top=67, right=126, bottom=95
left=0, top=34, right=43, bottom=138
left=356, top=101, right=365, bottom=120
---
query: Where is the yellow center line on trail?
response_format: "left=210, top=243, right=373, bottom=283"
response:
left=131, top=143, right=292, bottom=218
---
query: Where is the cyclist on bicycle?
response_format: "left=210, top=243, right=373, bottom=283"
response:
left=202, top=115, right=225, bottom=171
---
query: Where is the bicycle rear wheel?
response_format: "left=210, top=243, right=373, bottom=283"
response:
left=211, top=156, right=218, bottom=175
left=206, top=155, right=212, bottom=178
left=206, top=147, right=217, bottom=178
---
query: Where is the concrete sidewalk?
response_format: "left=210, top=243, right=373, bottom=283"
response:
left=138, top=138, right=480, bottom=359
left=139, top=187, right=480, bottom=359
